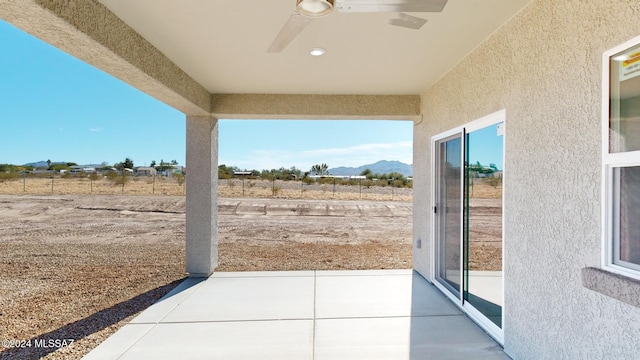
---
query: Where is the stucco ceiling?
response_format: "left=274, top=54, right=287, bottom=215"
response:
left=98, top=0, right=530, bottom=96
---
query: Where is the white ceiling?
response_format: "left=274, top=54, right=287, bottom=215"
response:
left=99, top=0, right=531, bottom=95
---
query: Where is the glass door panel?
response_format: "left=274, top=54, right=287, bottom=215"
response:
left=435, top=134, right=463, bottom=298
left=464, top=122, right=504, bottom=328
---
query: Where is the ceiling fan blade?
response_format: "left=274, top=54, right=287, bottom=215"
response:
left=389, top=13, right=427, bottom=30
left=267, top=13, right=313, bottom=53
left=336, top=0, right=448, bottom=13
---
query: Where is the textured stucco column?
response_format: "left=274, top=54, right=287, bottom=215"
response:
left=186, top=115, right=218, bottom=277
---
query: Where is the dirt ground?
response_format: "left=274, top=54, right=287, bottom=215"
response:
left=0, top=194, right=412, bottom=359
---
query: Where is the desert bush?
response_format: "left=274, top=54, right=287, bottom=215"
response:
left=302, top=177, right=315, bottom=185
left=105, top=171, right=120, bottom=181
left=484, top=177, right=502, bottom=188
left=0, top=172, right=19, bottom=182
left=218, top=170, right=232, bottom=179
left=376, top=179, right=388, bottom=187
left=113, top=176, right=129, bottom=186
left=175, top=173, right=185, bottom=186
left=109, top=172, right=130, bottom=186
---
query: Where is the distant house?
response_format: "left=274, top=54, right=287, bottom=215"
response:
left=135, top=167, right=157, bottom=176
left=156, top=165, right=181, bottom=177
left=68, top=165, right=96, bottom=174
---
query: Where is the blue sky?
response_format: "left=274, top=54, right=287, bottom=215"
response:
left=467, top=123, right=504, bottom=170
left=0, top=20, right=413, bottom=171
left=219, top=120, right=412, bottom=171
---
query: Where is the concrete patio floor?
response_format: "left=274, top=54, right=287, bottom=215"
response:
left=83, top=270, right=509, bottom=359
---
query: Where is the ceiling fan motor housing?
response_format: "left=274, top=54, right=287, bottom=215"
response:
left=296, top=0, right=335, bottom=18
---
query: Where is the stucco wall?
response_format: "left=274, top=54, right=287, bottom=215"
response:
left=414, top=0, right=640, bottom=358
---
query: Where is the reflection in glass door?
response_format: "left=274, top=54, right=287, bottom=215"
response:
left=435, top=133, right=463, bottom=298
left=464, top=122, right=504, bottom=330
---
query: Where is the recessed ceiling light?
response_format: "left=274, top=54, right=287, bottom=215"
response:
left=310, top=47, right=326, bottom=56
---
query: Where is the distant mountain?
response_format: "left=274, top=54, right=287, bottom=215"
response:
left=22, top=161, right=103, bottom=168
left=23, top=160, right=65, bottom=168
left=328, top=160, right=412, bottom=177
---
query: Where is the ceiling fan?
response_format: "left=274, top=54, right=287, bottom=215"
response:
left=267, top=0, right=448, bottom=53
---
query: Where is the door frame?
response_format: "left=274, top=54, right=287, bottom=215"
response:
left=430, top=109, right=506, bottom=344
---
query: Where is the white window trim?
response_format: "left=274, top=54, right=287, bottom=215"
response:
left=601, top=34, right=640, bottom=281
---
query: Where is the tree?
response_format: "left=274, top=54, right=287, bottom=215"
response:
left=150, top=160, right=157, bottom=168
left=310, top=163, right=329, bottom=176
left=114, top=158, right=134, bottom=171
left=51, top=163, right=70, bottom=171
left=360, top=168, right=372, bottom=177
left=47, top=159, right=52, bottom=170
left=218, top=164, right=234, bottom=179
left=156, top=160, right=169, bottom=171
left=289, top=166, right=302, bottom=179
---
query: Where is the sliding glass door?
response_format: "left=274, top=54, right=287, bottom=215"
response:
left=433, top=112, right=504, bottom=343
left=434, top=133, right=464, bottom=298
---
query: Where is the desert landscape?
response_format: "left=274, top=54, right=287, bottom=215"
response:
left=0, top=176, right=412, bottom=201
left=0, top=177, right=500, bottom=359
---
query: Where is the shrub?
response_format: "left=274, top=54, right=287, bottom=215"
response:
left=362, top=180, right=374, bottom=188
left=113, top=175, right=129, bottom=186
left=175, top=173, right=185, bottom=186
left=105, top=171, right=120, bottom=181
left=108, top=171, right=130, bottom=186
left=484, top=177, right=502, bottom=188
left=0, top=172, right=19, bottom=182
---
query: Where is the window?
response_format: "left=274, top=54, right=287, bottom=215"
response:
left=603, top=36, right=640, bottom=279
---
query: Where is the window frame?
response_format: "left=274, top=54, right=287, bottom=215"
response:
left=602, top=35, right=640, bottom=281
